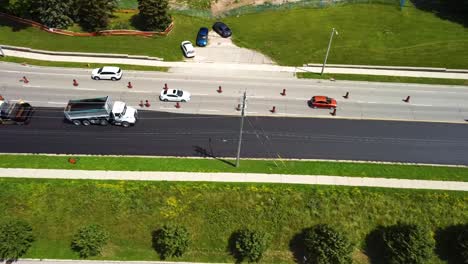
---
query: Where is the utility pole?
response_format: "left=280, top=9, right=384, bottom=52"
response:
left=236, top=91, right=247, bottom=167
left=321, top=28, right=338, bottom=75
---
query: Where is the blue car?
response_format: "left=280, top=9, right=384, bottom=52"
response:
left=196, top=27, right=209, bottom=47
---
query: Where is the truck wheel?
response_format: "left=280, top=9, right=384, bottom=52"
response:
left=82, top=120, right=91, bottom=126
left=122, top=122, right=130, bottom=128
left=72, top=120, right=81, bottom=126
left=100, top=120, right=108, bottom=126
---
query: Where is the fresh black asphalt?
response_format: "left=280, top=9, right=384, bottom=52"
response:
left=2, top=107, right=468, bottom=165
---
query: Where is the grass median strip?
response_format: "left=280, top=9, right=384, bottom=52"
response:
left=0, top=178, right=465, bottom=263
left=1, top=154, right=467, bottom=182
left=0, top=56, right=170, bottom=72
left=297, top=72, right=468, bottom=86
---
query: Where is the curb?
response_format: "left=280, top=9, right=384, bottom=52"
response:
left=305, top=63, right=468, bottom=74
left=0, top=45, right=164, bottom=61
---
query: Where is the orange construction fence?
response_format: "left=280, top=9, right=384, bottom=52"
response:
left=0, top=12, right=174, bottom=37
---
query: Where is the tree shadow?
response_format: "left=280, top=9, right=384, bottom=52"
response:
left=435, top=224, right=468, bottom=264
left=0, top=259, right=17, bottom=264
left=151, top=228, right=166, bottom=259
left=227, top=230, right=243, bottom=264
left=130, top=14, right=145, bottom=31
left=411, top=0, right=468, bottom=27
left=0, top=17, right=30, bottom=32
left=289, top=229, right=307, bottom=264
left=192, top=138, right=235, bottom=167
left=364, top=226, right=386, bottom=264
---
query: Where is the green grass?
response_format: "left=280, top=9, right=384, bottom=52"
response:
left=225, top=4, right=468, bottom=67
left=0, top=14, right=212, bottom=61
left=0, top=56, right=169, bottom=72
left=1, top=155, right=468, bottom=182
left=0, top=178, right=465, bottom=263
left=117, top=0, right=138, bottom=9
left=2, top=4, right=468, bottom=67
left=297, top=72, right=468, bottom=85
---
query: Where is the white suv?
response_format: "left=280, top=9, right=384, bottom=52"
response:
left=91, top=66, right=123, bottom=81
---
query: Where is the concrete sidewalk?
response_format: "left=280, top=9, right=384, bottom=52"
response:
left=2, top=45, right=468, bottom=80
left=0, top=168, right=467, bottom=191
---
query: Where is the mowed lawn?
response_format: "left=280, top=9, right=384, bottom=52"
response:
left=225, top=4, right=468, bottom=67
left=1, top=155, right=468, bottom=181
left=1, top=4, right=467, bottom=67
left=0, top=14, right=212, bottom=61
left=1, top=178, right=466, bottom=263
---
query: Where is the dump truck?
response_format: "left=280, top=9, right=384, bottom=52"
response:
left=64, top=96, right=138, bottom=127
left=0, top=95, right=34, bottom=125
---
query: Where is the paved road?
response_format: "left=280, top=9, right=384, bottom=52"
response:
left=2, top=108, right=468, bottom=165
left=1, top=63, right=468, bottom=123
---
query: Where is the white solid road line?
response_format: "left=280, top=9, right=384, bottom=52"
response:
left=47, top=102, right=66, bottom=105
left=75, top=88, right=97, bottom=91
left=200, top=109, right=220, bottom=112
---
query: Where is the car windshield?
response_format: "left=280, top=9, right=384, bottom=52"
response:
left=326, top=98, right=332, bottom=104
left=98, top=68, right=103, bottom=74
left=121, top=105, right=126, bottom=115
left=117, top=69, right=121, bottom=73
left=177, top=90, right=183, bottom=97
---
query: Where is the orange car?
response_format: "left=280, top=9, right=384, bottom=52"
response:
left=309, top=96, right=337, bottom=109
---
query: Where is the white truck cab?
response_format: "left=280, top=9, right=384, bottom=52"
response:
left=112, top=101, right=137, bottom=126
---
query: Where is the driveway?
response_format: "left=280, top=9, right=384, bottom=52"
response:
left=185, top=30, right=275, bottom=64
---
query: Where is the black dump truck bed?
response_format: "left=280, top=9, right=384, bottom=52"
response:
left=65, top=97, right=108, bottom=112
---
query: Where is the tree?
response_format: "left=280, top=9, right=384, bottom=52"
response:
left=152, top=224, right=190, bottom=259
left=137, top=0, right=171, bottom=31
left=381, top=223, right=434, bottom=264
left=456, top=226, right=468, bottom=262
left=230, top=228, right=270, bottom=263
left=0, top=219, right=35, bottom=260
left=76, top=0, right=117, bottom=32
left=71, top=224, right=109, bottom=258
left=303, top=224, right=352, bottom=264
left=29, top=0, right=73, bottom=28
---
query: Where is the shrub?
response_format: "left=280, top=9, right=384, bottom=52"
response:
left=152, top=224, right=190, bottom=259
left=71, top=224, right=109, bottom=258
left=0, top=219, right=35, bottom=260
left=230, top=228, right=270, bottom=263
left=458, top=227, right=468, bottom=262
left=435, top=224, right=468, bottom=263
left=303, top=224, right=352, bottom=264
left=381, top=223, right=434, bottom=264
